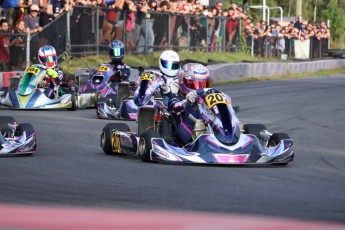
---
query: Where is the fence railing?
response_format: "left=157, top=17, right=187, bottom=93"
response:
left=0, top=5, right=331, bottom=71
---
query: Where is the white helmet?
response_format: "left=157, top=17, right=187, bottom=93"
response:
left=159, top=50, right=180, bottom=77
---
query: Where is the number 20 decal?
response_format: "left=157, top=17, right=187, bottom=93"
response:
left=111, top=131, right=121, bottom=153
left=205, top=93, right=230, bottom=108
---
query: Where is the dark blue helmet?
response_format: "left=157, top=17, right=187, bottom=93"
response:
left=109, top=40, right=125, bottom=61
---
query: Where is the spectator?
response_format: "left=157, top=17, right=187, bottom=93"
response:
left=23, top=4, right=42, bottom=34
left=208, top=6, right=219, bottom=52
left=2, top=0, right=28, bottom=26
left=153, top=0, right=169, bottom=49
left=9, top=18, right=26, bottom=70
left=50, top=0, right=66, bottom=17
left=274, top=24, right=285, bottom=58
left=294, top=15, right=303, bottom=31
left=136, top=0, right=155, bottom=53
left=226, top=7, right=239, bottom=50
left=0, top=18, right=10, bottom=71
left=125, top=0, right=136, bottom=53
left=39, top=3, right=54, bottom=27
left=253, top=22, right=263, bottom=56
left=113, top=0, right=125, bottom=41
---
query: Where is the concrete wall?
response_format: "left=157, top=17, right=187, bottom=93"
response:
left=207, top=59, right=345, bottom=83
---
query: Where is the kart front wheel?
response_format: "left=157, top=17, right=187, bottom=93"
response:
left=139, top=130, right=161, bottom=162
left=268, top=133, right=290, bottom=147
left=243, top=124, right=267, bottom=140
left=0, top=116, right=16, bottom=135
left=101, top=123, right=130, bottom=155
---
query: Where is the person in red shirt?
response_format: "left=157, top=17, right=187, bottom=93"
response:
left=0, top=19, right=10, bottom=71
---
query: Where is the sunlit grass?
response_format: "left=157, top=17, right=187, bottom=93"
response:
left=61, top=51, right=258, bottom=75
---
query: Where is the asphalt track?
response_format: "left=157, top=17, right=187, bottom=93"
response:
left=0, top=75, right=345, bottom=227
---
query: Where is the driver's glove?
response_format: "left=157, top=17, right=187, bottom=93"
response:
left=186, top=90, right=198, bottom=103
left=46, top=68, right=58, bottom=78
left=161, top=83, right=170, bottom=94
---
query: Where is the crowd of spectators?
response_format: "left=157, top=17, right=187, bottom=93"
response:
left=0, top=0, right=332, bottom=71
left=244, top=15, right=331, bottom=58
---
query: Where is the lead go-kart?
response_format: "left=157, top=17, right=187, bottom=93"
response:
left=0, top=64, right=77, bottom=110
left=100, top=88, right=294, bottom=165
left=0, top=116, right=36, bottom=156
left=97, top=69, right=165, bottom=121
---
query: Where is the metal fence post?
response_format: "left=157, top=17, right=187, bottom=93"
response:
left=66, top=10, right=71, bottom=58
left=96, top=7, right=100, bottom=55
left=26, top=28, right=30, bottom=68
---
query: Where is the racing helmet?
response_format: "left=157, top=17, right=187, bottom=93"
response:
left=109, top=40, right=125, bottom=61
left=178, top=63, right=212, bottom=96
left=159, top=50, right=180, bottom=77
left=38, top=45, right=57, bottom=68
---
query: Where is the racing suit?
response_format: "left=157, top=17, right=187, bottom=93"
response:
left=44, top=66, right=64, bottom=99
left=168, top=89, right=206, bottom=145
left=108, top=60, right=131, bottom=90
left=159, top=74, right=179, bottom=106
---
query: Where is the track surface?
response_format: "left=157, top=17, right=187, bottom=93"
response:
left=1, top=75, right=345, bottom=223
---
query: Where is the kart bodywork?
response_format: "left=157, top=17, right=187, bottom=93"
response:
left=0, top=116, right=36, bottom=156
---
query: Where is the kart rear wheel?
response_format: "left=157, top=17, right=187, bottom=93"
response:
left=139, top=130, right=161, bottom=162
left=67, top=91, right=77, bottom=111
left=243, top=124, right=267, bottom=139
left=0, top=116, right=16, bottom=135
left=159, top=120, right=174, bottom=144
left=101, top=123, right=130, bottom=155
left=268, top=133, right=290, bottom=147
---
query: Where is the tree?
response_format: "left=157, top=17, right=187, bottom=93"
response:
left=321, top=0, right=345, bottom=41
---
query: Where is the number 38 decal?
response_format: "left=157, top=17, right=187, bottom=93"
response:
left=205, top=93, right=230, bottom=108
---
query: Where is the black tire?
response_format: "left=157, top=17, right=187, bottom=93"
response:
left=14, top=123, right=35, bottom=136
left=94, top=90, right=100, bottom=108
left=116, top=83, right=130, bottom=108
left=101, top=123, right=130, bottom=155
left=268, top=133, right=290, bottom=147
left=67, top=91, right=77, bottom=111
left=0, top=116, right=16, bottom=134
left=159, top=120, right=174, bottom=144
left=138, top=130, right=161, bottom=162
left=243, top=124, right=267, bottom=139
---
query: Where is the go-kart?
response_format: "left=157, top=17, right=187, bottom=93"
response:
left=0, top=64, right=76, bottom=110
left=74, top=64, right=136, bottom=109
left=0, top=116, right=36, bottom=156
left=100, top=88, right=294, bottom=165
left=97, top=68, right=163, bottom=121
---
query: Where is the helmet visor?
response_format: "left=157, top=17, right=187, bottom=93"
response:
left=40, top=55, right=56, bottom=63
left=110, top=48, right=124, bottom=57
left=160, top=59, right=179, bottom=70
left=184, top=79, right=211, bottom=90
